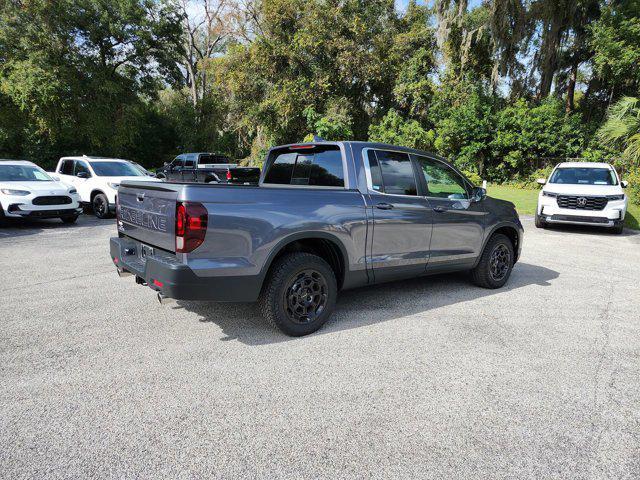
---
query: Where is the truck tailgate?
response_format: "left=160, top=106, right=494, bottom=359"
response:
left=117, top=182, right=178, bottom=252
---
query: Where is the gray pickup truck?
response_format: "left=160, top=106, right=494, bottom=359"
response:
left=111, top=141, right=523, bottom=336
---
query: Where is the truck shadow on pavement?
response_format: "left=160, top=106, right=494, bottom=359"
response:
left=177, top=262, right=559, bottom=346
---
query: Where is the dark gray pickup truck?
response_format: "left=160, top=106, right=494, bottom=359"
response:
left=111, top=141, right=523, bottom=336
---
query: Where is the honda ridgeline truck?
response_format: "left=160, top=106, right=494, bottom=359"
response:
left=110, top=142, right=523, bottom=336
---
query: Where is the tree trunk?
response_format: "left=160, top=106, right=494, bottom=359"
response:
left=565, top=59, right=578, bottom=113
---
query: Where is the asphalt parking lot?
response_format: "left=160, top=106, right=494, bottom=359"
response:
left=1, top=216, right=639, bottom=479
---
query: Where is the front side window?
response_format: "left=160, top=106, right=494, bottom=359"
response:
left=366, top=149, right=417, bottom=196
left=549, top=167, right=617, bottom=185
left=89, top=161, right=143, bottom=177
left=264, top=146, right=345, bottom=187
left=415, top=156, right=468, bottom=199
left=74, top=161, right=91, bottom=177
left=0, top=164, right=53, bottom=182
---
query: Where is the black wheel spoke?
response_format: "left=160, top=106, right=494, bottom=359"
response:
left=489, top=244, right=511, bottom=281
left=283, top=268, right=328, bottom=324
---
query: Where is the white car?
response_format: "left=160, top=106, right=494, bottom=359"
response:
left=0, top=160, right=82, bottom=224
left=55, top=156, right=160, bottom=218
left=536, top=162, right=629, bottom=234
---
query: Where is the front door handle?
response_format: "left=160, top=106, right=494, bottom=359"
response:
left=376, top=202, right=394, bottom=210
left=433, top=206, right=447, bottom=213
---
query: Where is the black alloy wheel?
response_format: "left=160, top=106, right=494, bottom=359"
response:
left=283, top=269, right=329, bottom=324
left=489, top=243, right=511, bottom=282
left=92, top=194, right=110, bottom=219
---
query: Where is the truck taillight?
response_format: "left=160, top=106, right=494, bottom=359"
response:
left=176, top=202, right=208, bottom=253
left=226, top=170, right=232, bottom=181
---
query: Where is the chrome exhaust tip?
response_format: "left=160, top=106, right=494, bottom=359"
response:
left=157, top=292, right=176, bottom=305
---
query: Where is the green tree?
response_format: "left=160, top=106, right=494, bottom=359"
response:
left=598, top=96, right=640, bottom=164
left=368, top=109, right=434, bottom=150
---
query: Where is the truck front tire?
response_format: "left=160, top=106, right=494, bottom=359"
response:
left=259, top=252, right=337, bottom=336
left=470, top=233, right=515, bottom=289
left=92, top=193, right=111, bottom=219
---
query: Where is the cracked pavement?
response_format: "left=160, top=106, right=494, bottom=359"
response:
left=1, top=215, right=639, bottom=479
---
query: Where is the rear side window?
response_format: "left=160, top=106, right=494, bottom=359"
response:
left=60, top=160, right=74, bottom=175
left=264, top=146, right=345, bottom=187
left=184, top=158, right=196, bottom=168
left=366, top=150, right=417, bottom=196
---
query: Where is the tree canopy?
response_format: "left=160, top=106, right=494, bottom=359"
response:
left=0, top=0, right=639, bottom=188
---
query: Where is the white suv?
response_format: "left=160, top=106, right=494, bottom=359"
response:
left=55, top=156, right=160, bottom=218
left=536, top=162, right=628, bottom=234
left=0, top=160, right=81, bottom=224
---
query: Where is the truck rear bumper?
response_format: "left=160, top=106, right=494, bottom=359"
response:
left=110, top=236, right=262, bottom=302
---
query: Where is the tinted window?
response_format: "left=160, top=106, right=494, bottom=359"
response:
left=415, top=156, right=468, bottom=199
left=184, top=159, right=196, bottom=168
left=309, top=149, right=344, bottom=186
left=264, top=147, right=344, bottom=187
left=264, top=152, right=296, bottom=184
left=549, top=167, right=617, bottom=185
left=199, top=154, right=229, bottom=164
left=371, top=150, right=417, bottom=196
left=366, top=150, right=384, bottom=192
left=60, top=160, right=74, bottom=175
left=90, top=161, right=143, bottom=177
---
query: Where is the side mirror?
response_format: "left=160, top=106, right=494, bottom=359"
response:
left=471, top=186, right=487, bottom=202
left=163, top=162, right=169, bottom=166
left=621, top=180, right=628, bottom=188
left=76, top=171, right=89, bottom=179
left=536, top=178, right=546, bottom=185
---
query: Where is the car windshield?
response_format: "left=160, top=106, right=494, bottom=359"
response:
left=90, top=161, right=143, bottom=177
left=0, top=164, right=53, bottom=182
left=549, top=167, right=617, bottom=185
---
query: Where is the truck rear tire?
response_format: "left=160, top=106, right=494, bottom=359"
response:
left=259, top=252, right=337, bottom=336
left=470, top=233, right=514, bottom=289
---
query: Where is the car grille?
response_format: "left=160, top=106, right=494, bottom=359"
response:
left=556, top=195, right=608, bottom=211
left=32, top=195, right=72, bottom=206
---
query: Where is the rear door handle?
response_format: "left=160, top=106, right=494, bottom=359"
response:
left=433, top=206, right=447, bottom=213
left=375, top=202, right=394, bottom=210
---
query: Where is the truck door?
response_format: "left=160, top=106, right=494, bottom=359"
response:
left=411, top=154, right=486, bottom=270
left=168, top=157, right=183, bottom=181
left=182, top=156, right=197, bottom=182
left=363, top=148, right=433, bottom=283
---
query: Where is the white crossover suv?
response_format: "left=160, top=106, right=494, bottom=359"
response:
left=536, top=162, right=628, bottom=234
left=0, top=160, right=82, bottom=224
left=55, top=156, right=160, bottom=218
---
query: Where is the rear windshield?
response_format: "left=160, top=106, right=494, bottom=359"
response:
left=0, top=164, right=52, bottom=182
left=90, top=161, right=144, bottom=177
left=263, top=146, right=344, bottom=187
left=199, top=154, right=230, bottom=164
left=549, top=167, right=617, bottom=185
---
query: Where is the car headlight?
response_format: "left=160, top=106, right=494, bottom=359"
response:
left=69, top=188, right=77, bottom=194
left=606, top=194, right=624, bottom=200
left=542, top=191, right=557, bottom=197
left=1, top=188, right=30, bottom=196
left=107, top=182, right=120, bottom=189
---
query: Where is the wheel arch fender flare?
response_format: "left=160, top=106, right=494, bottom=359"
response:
left=474, top=221, right=522, bottom=267
left=259, top=231, right=351, bottom=286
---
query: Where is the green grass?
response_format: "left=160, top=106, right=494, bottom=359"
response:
left=486, top=184, right=639, bottom=230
